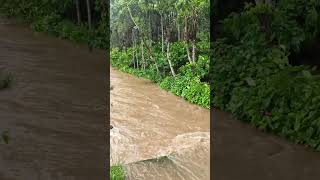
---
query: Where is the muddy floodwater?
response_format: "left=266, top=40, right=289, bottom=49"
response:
left=0, top=17, right=107, bottom=180
left=110, top=68, right=210, bottom=180
left=213, top=109, right=320, bottom=180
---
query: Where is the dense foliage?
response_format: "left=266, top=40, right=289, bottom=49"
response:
left=214, top=1, right=320, bottom=150
left=0, top=0, right=109, bottom=49
left=111, top=0, right=210, bottom=108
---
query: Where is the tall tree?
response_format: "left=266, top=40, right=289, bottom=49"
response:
left=75, top=0, right=81, bottom=25
left=86, top=0, right=92, bottom=30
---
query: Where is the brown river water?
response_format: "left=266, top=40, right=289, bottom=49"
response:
left=110, top=68, right=210, bottom=180
left=0, top=17, right=107, bottom=180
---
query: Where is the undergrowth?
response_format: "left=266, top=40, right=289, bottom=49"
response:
left=214, top=1, right=320, bottom=150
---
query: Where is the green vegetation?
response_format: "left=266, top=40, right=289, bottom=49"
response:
left=111, top=0, right=210, bottom=108
left=110, top=165, right=126, bottom=180
left=214, top=1, right=320, bottom=150
left=0, top=0, right=109, bottom=49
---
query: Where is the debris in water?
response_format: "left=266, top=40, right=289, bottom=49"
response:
left=110, top=125, right=113, bottom=129
left=131, top=155, right=173, bottom=165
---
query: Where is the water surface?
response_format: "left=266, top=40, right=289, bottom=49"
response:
left=110, top=68, right=210, bottom=180
left=0, top=17, right=107, bottom=180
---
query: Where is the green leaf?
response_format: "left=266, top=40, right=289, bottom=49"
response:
left=302, top=70, right=312, bottom=79
left=245, top=77, right=256, bottom=86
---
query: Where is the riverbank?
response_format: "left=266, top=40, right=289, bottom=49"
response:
left=111, top=47, right=210, bottom=109
left=0, top=1, right=108, bottom=49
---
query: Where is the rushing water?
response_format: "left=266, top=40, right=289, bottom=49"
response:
left=213, top=110, right=320, bottom=180
left=0, top=17, right=107, bottom=180
left=110, top=68, right=210, bottom=179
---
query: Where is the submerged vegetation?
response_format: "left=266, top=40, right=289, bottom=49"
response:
left=111, top=0, right=210, bottom=108
left=0, top=71, right=12, bottom=90
left=214, top=1, right=320, bottom=150
left=0, top=131, right=9, bottom=144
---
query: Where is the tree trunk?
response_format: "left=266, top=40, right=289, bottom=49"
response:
left=184, top=15, right=192, bottom=63
left=184, top=16, right=188, bottom=41
left=141, top=41, right=145, bottom=70
left=191, top=9, right=197, bottom=63
left=149, top=12, right=152, bottom=46
left=186, top=45, right=192, bottom=63
left=160, top=13, right=164, bottom=53
left=75, top=0, right=81, bottom=25
left=86, top=0, right=92, bottom=30
left=132, top=48, right=136, bottom=68
left=132, top=30, right=135, bottom=68
left=166, top=41, right=176, bottom=77
left=192, top=40, right=196, bottom=63
left=127, top=5, right=159, bottom=73
left=177, top=23, right=180, bottom=41
left=136, top=44, right=139, bottom=69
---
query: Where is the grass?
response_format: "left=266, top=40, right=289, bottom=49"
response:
left=110, top=165, right=126, bottom=180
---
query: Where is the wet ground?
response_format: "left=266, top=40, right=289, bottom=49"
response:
left=213, top=109, right=320, bottom=180
left=110, top=68, right=210, bottom=180
left=0, top=17, right=107, bottom=180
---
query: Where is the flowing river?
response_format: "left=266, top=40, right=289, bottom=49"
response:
left=110, top=67, right=210, bottom=179
left=0, top=17, right=107, bottom=180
